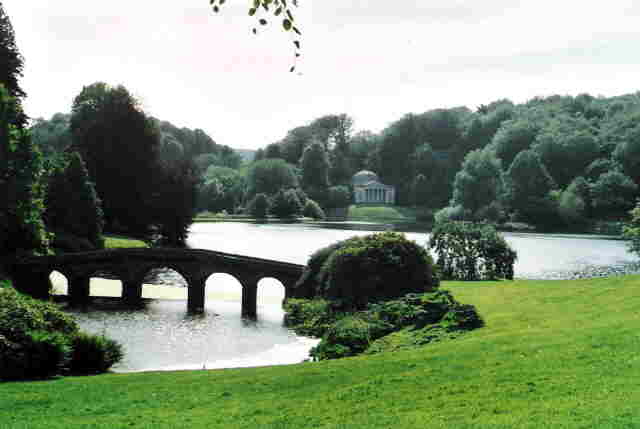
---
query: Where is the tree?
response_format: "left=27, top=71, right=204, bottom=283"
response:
left=590, top=171, right=638, bottom=217
left=246, top=158, right=298, bottom=197
left=45, top=152, right=105, bottom=249
left=152, top=160, right=199, bottom=245
left=490, top=119, right=539, bottom=169
left=269, top=188, right=303, bottom=218
left=449, top=148, right=503, bottom=220
left=326, top=186, right=351, bottom=209
left=300, top=141, right=329, bottom=189
left=503, top=150, right=558, bottom=226
left=0, top=85, right=50, bottom=257
left=533, top=119, right=600, bottom=188
left=70, top=82, right=161, bottom=233
left=613, top=133, right=640, bottom=186
left=0, top=5, right=26, bottom=128
left=247, top=193, right=269, bottom=219
left=30, top=113, right=73, bottom=156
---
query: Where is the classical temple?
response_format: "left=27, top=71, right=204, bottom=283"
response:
left=352, top=170, right=396, bottom=205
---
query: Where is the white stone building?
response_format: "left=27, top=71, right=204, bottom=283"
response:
left=352, top=170, right=396, bottom=205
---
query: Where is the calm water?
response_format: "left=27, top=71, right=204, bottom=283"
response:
left=71, top=222, right=638, bottom=373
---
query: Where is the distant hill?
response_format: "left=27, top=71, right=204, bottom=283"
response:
left=234, top=149, right=256, bottom=163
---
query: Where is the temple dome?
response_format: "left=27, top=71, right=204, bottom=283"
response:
left=352, top=170, right=380, bottom=186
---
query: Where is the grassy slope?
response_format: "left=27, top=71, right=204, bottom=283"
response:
left=1, top=276, right=640, bottom=428
left=347, top=205, right=418, bottom=222
left=103, top=234, right=148, bottom=249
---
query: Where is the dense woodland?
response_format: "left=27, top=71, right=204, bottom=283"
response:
left=237, top=93, right=640, bottom=229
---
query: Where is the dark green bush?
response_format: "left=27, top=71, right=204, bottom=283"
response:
left=0, top=288, right=122, bottom=379
left=247, top=193, right=269, bottom=219
left=286, top=290, right=483, bottom=361
left=292, top=232, right=439, bottom=310
left=269, top=188, right=303, bottom=218
left=70, top=332, right=124, bottom=374
left=311, top=316, right=376, bottom=360
left=0, top=330, right=71, bottom=380
left=283, top=298, right=336, bottom=337
left=428, top=221, right=517, bottom=281
left=323, top=232, right=438, bottom=310
left=302, top=199, right=326, bottom=220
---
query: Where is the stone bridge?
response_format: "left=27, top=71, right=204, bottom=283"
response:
left=7, top=248, right=305, bottom=318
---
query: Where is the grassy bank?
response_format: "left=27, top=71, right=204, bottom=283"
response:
left=347, top=204, right=420, bottom=222
left=2, top=275, right=640, bottom=428
left=103, top=234, right=148, bottom=249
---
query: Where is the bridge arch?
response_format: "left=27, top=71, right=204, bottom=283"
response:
left=257, top=277, right=286, bottom=305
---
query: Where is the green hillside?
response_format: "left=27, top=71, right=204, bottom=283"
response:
left=2, top=275, right=639, bottom=428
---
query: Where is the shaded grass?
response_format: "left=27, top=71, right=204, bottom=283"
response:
left=103, top=234, right=148, bottom=249
left=1, top=276, right=640, bottom=428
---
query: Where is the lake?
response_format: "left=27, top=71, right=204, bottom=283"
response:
left=68, top=222, right=639, bottom=373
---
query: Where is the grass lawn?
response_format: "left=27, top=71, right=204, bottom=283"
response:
left=347, top=204, right=419, bottom=222
left=103, top=234, right=148, bottom=249
left=1, top=275, right=640, bottom=428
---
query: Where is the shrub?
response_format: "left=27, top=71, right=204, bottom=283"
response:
left=0, top=288, right=78, bottom=380
left=247, top=193, right=269, bottom=219
left=285, top=290, right=484, bottom=361
left=302, top=199, right=326, bottom=220
left=283, top=298, right=336, bottom=338
left=311, top=316, right=375, bottom=360
left=429, top=221, right=517, bottom=280
left=623, top=201, right=640, bottom=257
left=0, top=330, right=71, bottom=380
left=269, top=188, right=303, bottom=218
left=292, top=232, right=438, bottom=311
left=70, top=332, right=124, bottom=374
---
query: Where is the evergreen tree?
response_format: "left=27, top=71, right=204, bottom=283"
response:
left=0, top=86, right=50, bottom=256
left=0, top=5, right=26, bottom=128
left=45, top=152, right=105, bottom=249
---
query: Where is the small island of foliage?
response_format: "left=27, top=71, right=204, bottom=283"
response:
left=283, top=230, right=506, bottom=360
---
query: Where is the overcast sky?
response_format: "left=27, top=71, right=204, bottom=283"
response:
left=6, top=1, right=640, bottom=150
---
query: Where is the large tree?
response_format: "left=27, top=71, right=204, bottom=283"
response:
left=449, top=148, right=503, bottom=219
left=0, top=4, right=26, bottom=128
left=246, top=158, right=298, bottom=197
left=503, top=149, right=557, bottom=226
left=70, top=82, right=161, bottom=233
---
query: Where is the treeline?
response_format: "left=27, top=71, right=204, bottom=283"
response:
left=231, top=94, right=640, bottom=228
left=31, top=84, right=243, bottom=247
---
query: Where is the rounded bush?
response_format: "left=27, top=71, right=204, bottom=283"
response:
left=70, top=332, right=124, bottom=374
left=321, top=232, right=438, bottom=310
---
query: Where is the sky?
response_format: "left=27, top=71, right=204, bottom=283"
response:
left=6, top=0, right=640, bottom=150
